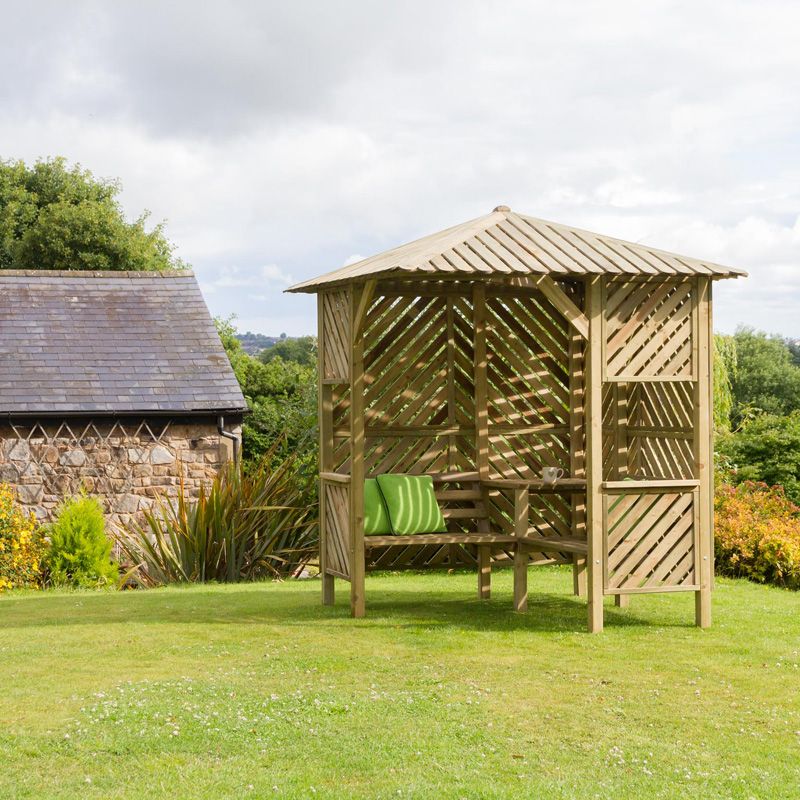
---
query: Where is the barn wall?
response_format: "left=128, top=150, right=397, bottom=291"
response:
left=0, top=417, right=240, bottom=531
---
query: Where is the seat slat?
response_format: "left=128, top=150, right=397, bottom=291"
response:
left=365, top=533, right=517, bottom=548
left=520, top=536, right=588, bottom=554
left=441, top=507, right=483, bottom=519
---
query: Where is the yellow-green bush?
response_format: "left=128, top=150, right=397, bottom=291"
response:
left=0, top=483, right=44, bottom=591
left=715, top=481, right=800, bottom=589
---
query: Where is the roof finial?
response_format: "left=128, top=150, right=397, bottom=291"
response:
left=493, top=204, right=511, bottom=213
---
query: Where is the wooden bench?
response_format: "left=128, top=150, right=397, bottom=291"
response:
left=360, top=471, right=588, bottom=612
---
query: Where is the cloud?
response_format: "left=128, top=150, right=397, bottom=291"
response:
left=1, top=0, right=799, bottom=335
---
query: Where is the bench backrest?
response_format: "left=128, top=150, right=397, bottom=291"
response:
left=430, top=472, right=490, bottom=533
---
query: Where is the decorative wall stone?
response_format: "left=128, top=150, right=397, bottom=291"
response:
left=0, top=418, right=241, bottom=533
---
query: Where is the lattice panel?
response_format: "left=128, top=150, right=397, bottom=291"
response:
left=366, top=541, right=480, bottom=571
left=451, top=296, right=476, bottom=426
left=628, top=382, right=694, bottom=480
left=321, top=290, right=350, bottom=382
left=323, top=482, right=350, bottom=578
left=631, top=382, right=693, bottom=429
left=605, top=491, right=696, bottom=591
left=605, top=280, right=694, bottom=378
left=365, top=435, right=454, bottom=476
left=486, top=294, right=569, bottom=428
left=363, top=296, right=448, bottom=427
left=487, top=432, right=569, bottom=480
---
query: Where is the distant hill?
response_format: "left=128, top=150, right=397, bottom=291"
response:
left=235, top=331, right=283, bottom=355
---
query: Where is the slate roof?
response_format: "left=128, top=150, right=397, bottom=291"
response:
left=0, top=270, right=247, bottom=416
left=288, top=206, right=746, bottom=292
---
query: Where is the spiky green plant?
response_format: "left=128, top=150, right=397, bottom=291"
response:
left=117, top=451, right=317, bottom=586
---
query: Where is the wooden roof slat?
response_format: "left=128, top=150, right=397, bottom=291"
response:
left=288, top=207, right=746, bottom=291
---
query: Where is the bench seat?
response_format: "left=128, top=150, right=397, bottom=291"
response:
left=521, top=536, right=588, bottom=555
left=365, top=533, right=518, bottom=548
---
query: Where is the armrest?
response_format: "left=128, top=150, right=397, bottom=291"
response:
left=320, top=472, right=351, bottom=484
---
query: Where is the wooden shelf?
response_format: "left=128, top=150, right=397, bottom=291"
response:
left=485, top=478, right=587, bottom=493
left=602, top=479, right=700, bottom=493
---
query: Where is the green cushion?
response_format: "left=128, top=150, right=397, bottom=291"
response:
left=376, top=474, right=447, bottom=535
left=364, top=479, right=392, bottom=535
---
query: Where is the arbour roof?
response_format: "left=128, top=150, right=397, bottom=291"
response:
left=288, top=206, right=746, bottom=292
left=0, top=270, right=246, bottom=416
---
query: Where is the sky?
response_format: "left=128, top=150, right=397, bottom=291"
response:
left=2, top=0, right=799, bottom=336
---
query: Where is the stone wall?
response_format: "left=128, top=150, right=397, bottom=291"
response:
left=0, top=418, right=239, bottom=531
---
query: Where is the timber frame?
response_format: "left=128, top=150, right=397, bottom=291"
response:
left=289, top=207, right=745, bottom=632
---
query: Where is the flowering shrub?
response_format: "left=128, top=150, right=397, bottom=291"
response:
left=715, top=481, right=800, bottom=589
left=0, top=483, right=44, bottom=591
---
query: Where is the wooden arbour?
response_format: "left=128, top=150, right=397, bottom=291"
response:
left=289, top=207, right=745, bottom=632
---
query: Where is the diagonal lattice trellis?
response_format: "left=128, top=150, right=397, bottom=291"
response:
left=10, top=419, right=171, bottom=461
left=361, top=293, right=476, bottom=477
left=605, top=280, right=694, bottom=378
left=605, top=490, right=697, bottom=591
left=322, top=482, right=350, bottom=578
left=321, top=290, right=350, bottom=382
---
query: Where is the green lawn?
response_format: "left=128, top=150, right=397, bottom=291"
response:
left=1, top=568, right=798, bottom=799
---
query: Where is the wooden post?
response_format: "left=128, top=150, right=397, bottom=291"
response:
left=693, top=277, right=713, bottom=628
left=349, top=285, right=366, bottom=618
left=446, top=297, right=457, bottom=470
left=568, top=324, right=586, bottom=597
left=513, top=487, right=529, bottom=612
left=473, top=284, right=491, bottom=599
left=612, top=381, right=628, bottom=606
left=473, top=285, right=489, bottom=481
left=585, top=277, right=604, bottom=633
left=317, top=296, right=335, bottom=606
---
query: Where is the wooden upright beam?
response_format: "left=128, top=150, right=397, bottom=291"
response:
left=473, top=285, right=489, bottom=481
left=568, top=325, right=587, bottom=597
left=318, top=296, right=335, bottom=606
left=446, top=297, right=457, bottom=470
left=585, top=277, right=604, bottom=633
left=349, top=285, right=366, bottom=618
left=693, top=277, right=713, bottom=628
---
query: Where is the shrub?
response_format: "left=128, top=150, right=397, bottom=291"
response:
left=0, top=484, right=45, bottom=591
left=716, top=412, right=800, bottom=504
left=45, top=495, right=119, bottom=588
left=715, top=481, right=800, bottom=589
left=117, top=449, right=317, bottom=586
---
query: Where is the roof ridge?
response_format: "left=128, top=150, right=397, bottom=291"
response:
left=0, top=269, right=194, bottom=278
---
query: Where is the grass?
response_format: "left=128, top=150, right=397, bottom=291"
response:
left=0, top=567, right=798, bottom=799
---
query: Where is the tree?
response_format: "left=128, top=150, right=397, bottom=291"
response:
left=215, top=317, right=318, bottom=495
left=729, top=328, right=800, bottom=423
left=713, top=334, right=736, bottom=433
left=259, top=335, right=317, bottom=367
left=717, top=412, right=800, bottom=505
left=0, top=157, right=185, bottom=271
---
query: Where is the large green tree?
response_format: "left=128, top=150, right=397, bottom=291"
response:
left=0, top=157, right=184, bottom=271
left=729, top=328, right=800, bottom=423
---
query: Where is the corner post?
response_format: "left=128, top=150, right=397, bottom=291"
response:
left=473, top=284, right=491, bottom=599
left=568, top=313, right=587, bottom=597
left=694, top=277, right=713, bottom=628
left=585, top=277, right=604, bottom=633
left=317, top=295, right=335, bottom=605
left=349, top=284, right=366, bottom=618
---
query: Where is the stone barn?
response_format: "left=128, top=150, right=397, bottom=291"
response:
left=0, top=270, right=247, bottom=529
